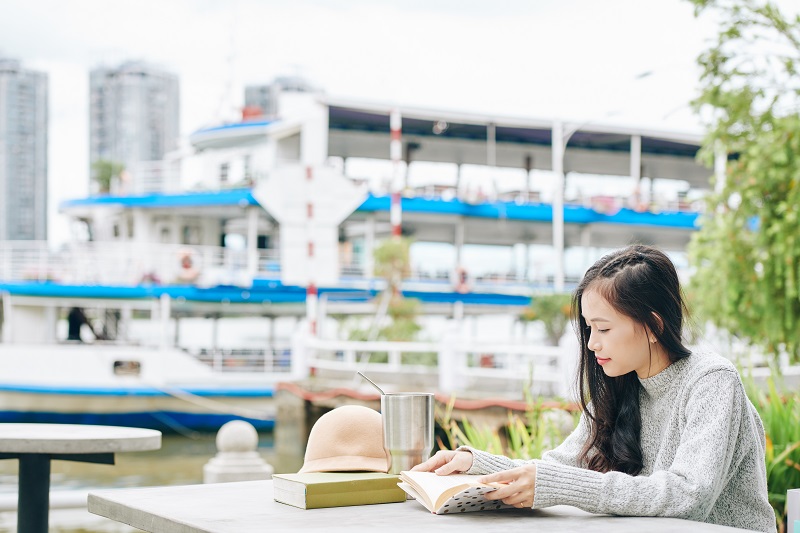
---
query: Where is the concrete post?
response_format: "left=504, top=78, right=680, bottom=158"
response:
left=203, top=421, right=273, bottom=483
left=788, top=489, right=800, bottom=533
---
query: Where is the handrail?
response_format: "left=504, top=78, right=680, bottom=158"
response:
left=0, top=241, right=281, bottom=286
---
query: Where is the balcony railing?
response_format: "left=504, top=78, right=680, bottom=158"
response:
left=0, top=241, right=280, bottom=286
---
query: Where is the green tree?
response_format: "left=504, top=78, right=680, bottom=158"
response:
left=373, top=237, right=423, bottom=342
left=92, top=160, right=125, bottom=193
left=520, top=293, right=572, bottom=346
left=687, top=0, right=800, bottom=362
left=342, top=237, right=423, bottom=344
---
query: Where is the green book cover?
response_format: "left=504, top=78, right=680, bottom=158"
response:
left=273, top=472, right=406, bottom=510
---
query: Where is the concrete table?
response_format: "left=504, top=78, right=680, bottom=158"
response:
left=0, top=423, right=161, bottom=533
left=89, top=479, right=755, bottom=533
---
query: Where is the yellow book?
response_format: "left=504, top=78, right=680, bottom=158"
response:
left=398, top=471, right=513, bottom=514
left=272, top=472, right=406, bottom=509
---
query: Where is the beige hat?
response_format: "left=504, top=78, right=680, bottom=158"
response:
left=298, top=405, right=390, bottom=473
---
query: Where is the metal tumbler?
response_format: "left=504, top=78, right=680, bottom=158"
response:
left=381, top=392, right=434, bottom=474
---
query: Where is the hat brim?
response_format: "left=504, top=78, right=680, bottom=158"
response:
left=298, top=454, right=388, bottom=474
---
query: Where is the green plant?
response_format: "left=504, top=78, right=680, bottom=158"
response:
left=92, top=160, right=125, bottom=193
left=374, top=238, right=412, bottom=290
left=370, top=237, right=423, bottom=342
left=436, top=396, right=579, bottom=460
left=743, top=371, right=800, bottom=533
left=520, top=293, right=572, bottom=346
left=687, top=0, right=800, bottom=363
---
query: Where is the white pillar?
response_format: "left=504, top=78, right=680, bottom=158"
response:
left=44, top=305, right=57, bottom=344
left=438, top=325, right=459, bottom=393
left=630, top=135, right=642, bottom=182
left=390, top=109, right=403, bottom=238
left=246, top=206, right=259, bottom=278
left=552, top=121, right=566, bottom=292
left=524, top=243, right=531, bottom=283
left=365, top=213, right=376, bottom=279
left=454, top=216, right=465, bottom=267
left=317, top=293, right=328, bottom=339
left=580, top=225, right=592, bottom=277
left=487, top=122, right=497, bottom=196
left=1, top=292, right=12, bottom=343
left=159, top=293, right=171, bottom=350
left=453, top=300, right=464, bottom=321
left=290, top=328, right=309, bottom=381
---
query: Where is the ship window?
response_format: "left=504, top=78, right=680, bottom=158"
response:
left=220, top=163, right=229, bottom=183
left=113, top=360, right=141, bottom=376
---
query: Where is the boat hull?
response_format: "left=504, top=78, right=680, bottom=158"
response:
left=0, top=344, right=279, bottom=433
left=0, top=386, right=275, bottom=433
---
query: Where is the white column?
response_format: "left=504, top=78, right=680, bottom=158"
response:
left=159, top=294, right=171, bottom=350
left=246, top=206, right=259, bottom=277
left=524, top=243, right=531, bottom=283
left=438, top=324, right=459, bottom=393
left=487, top=122, right=497, bottom=196
left=317, top=293, right=328, bottom=339
left=630, top=135, right=642, bottom=182
left=552, top=121, right=566, bottom=292
left=1, top=293, right=12, bottom=343
left=365, top=214, right=376, bottom=279
left=390, top=109, right=403, bottom=238
left=454, top=216, right=465, bottom=267
left=44, top=305, right=57, bottom=344
left=580, top=225, right=592, bottom=276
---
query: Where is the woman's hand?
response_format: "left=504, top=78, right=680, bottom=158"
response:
left=479, top=464, right=537, bottom=509
left=411, top=450, right=474, bottom=475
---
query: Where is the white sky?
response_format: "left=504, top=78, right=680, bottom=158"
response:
left=1, top=0, right=794, bottom=248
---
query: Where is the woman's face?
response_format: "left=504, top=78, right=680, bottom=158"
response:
left=580, top=288, right=668, bottom=379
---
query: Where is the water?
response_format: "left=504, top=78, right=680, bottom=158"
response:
left=0, top=431, right=290, bottom=532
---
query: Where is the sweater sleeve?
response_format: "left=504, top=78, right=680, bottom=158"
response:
left=533, top=369, right=746, bottom=523
left=463, top=411, right=589, bottom=474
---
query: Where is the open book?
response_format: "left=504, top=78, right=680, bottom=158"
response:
left=398, top=471, right=514, bottom=514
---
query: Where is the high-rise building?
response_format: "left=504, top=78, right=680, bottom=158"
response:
left=244, top=76, right=314, bottom=119
left=0, top=58, right=48, bottom=241
left=89, top=61, right=179, bottom=191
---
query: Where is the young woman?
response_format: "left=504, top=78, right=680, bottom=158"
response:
left=413, top=245, right=775, bottom=533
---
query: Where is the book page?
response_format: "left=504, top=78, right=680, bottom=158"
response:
left=400, top=472, right=501, bottom=511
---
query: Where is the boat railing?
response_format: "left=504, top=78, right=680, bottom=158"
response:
left=191, top=347, right=293, bottom=374
left=110, top=160, right=183, bottom=195
left=298, top=336, right=573, bottom=397
left=0, top=241, right=281, bottom=286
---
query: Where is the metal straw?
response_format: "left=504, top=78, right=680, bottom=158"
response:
left=357, top=371, right=386, bottom=395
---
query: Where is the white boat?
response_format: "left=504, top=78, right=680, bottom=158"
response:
left=0, top=85, right=715, bottom=431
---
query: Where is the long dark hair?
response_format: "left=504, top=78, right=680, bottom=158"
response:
left=572, top=244, right=691, bottom=475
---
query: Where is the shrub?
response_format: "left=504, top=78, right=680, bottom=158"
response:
left=743, top=372, right=800, bottom=533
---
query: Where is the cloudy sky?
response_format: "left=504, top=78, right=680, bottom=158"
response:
left=1, top=0, right=791, bottom=244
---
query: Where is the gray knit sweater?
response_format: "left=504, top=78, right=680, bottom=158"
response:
left=464, top=351, right=776, bottom=532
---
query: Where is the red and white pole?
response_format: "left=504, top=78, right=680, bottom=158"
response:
left=305, top=166, right=317, bottom=336
left=390, top=108, right=402, bottom=238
